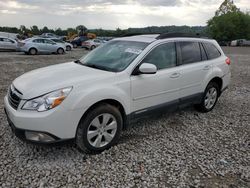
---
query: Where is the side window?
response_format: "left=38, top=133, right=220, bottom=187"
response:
left=180, top=42, right=201, bottom=64
left=44, top=39, right=54, bottom=44
left=200, top=43, right=208, bottom=61
left=33, top=39, right=43, bottom=43
left=203, top=42, right=221, bottom=59
left=143, top=42, right=177, bottom=70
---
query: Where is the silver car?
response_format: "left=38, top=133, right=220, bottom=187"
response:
left=18, top=38, right=66, bottom=55
left=0, top=37, right=17, bottom=51
left=50, top=38, right=73, bottom=51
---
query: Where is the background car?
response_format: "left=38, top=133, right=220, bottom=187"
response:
left=71, top=36, right=88, bottom=48
left=18, top=38, right=66, bottom=55
left=50, top=38, right=73, bottom=51
left=0, top=36, right=18, bottom=51
left=81, top=39, right=105, bottom=50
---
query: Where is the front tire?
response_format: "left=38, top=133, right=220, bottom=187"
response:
left=195, top=82, right=219, bottom=113
left=66, top=46, right=71, bottom=51
left=57, top=48, right=64, bottom=54
left=76, top=104, right=123, bottom=153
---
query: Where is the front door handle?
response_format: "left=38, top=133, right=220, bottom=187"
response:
left=203, top=65, right=211, bottom=70
left=170, top=72, right=180, bottom=78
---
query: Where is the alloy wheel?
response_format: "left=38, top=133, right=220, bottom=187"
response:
left=87, top=113, right=117, bottom=148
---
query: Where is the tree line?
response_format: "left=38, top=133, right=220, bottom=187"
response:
left=0, top=0, right=249, bottom=42
left=0, top=25, right=207, bottom=38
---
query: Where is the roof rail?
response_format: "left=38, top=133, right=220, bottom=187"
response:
left=156, top=32, right=203, bottom=40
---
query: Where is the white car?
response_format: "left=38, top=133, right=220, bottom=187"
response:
left=50, top=38, right=73, bottom=51
left=4, top=33, right=231, bottom=153
left=18, top=38, right=66, bottom=55
left=0, top=36, right=17, bottom=51
left=82, top=39, right=105, bottom=50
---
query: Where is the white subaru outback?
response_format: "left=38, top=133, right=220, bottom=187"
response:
left=4, top=33, right=231, bottom=153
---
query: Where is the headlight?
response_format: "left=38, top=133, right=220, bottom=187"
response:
left=22, top=87, right=72, bottom=112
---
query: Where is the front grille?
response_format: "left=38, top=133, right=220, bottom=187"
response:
left=8, top=86, right=22, bottom=110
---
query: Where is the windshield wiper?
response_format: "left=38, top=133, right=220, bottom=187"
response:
left=85, top=64, right=110, bottom=71
left=74, top=59, right=83, bottom=64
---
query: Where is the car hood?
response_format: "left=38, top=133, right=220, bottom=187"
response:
left=13, top=62, right=115, bottom=99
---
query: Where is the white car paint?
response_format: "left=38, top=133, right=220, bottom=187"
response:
left=18, top=37, right=66, bottom=54
left=4, top=35, right=231, bottom=140
left=0, top=37, right=17, bottom=51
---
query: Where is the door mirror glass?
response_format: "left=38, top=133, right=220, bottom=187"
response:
left=139, top=63, right=157, bottom=74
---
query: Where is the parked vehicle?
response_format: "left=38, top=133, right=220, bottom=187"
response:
left=231, top=39, right=250, bottom=46
left=71, top=36, right=88, bottom=48
left=18, top=38, right=66, bottom=55
left=0, top=36, right=18, bottom=51
left=81, top=39, right=105, bottom=50
left=4, top=33, right=231, bottom=153
left=50, top=38, right=73, bottom=51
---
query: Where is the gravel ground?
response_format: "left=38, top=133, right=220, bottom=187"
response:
left=0, top=47, right=249, bottom=188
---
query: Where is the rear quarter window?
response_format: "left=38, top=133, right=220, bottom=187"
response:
left=203, top=42, right=221, bottom=59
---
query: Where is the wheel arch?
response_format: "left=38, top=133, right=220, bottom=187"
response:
left=207, top=77, right=223, bottom=95
left=77, top=99, right=128, bottom=132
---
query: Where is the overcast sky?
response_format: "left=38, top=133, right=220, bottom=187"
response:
left=0, top=0, right=249, bottom=30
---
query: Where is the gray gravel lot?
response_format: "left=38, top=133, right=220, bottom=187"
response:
left=0, top=47, right=249, bottom=188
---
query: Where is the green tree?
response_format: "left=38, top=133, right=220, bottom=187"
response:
left=215, top=0, right=240, bottom=16
left=76, top=25, right=87, bottom=36
left=208, top=1, right=250, bottom=41
left=30, top=25, right=40, bottom=35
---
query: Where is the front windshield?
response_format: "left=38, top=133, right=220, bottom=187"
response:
left=79, top=40, right=148, bottom=72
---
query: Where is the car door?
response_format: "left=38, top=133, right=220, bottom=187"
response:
left=32, top=39, right=47, bottom=52
left=44, top=39, right=57, bottom=53
left=176, top=41, right=213, bottom=105
left=131, top=42, right=181, bottom=116
left=5, top=38, right=16, bottom=50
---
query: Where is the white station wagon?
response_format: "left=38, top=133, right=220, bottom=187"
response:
left=4, top=33, right=231, bottom=153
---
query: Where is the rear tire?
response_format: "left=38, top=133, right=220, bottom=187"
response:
left=76, top=104, right=123, bottom=154
left=57, top=48, right=64, bottom=54
left=29, top=48, right=37, bottom=55
left=90, top=45, right=96, bottom=50
left=195, top=82, right=220, bottom=113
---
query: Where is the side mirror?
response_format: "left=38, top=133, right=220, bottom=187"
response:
left=138, top=63, right=157, bottom=74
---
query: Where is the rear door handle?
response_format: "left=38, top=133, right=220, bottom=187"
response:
left=203, top=65, right=211, bottom=70
left=170, top=72, right=180, bottom=78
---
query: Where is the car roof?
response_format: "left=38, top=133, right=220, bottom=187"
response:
left=113, top=34, right=216, bottom=45
left=113, top=35, right=159, bottom=43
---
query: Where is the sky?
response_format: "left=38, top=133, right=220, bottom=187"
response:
left=0, top=0, right=249, bottom=30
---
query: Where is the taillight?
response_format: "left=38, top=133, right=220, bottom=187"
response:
left=226, top=57, right=231, bottom=65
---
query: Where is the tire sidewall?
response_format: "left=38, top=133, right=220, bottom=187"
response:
left=57, top=48, right=64, bottom=54
left=29, top=48, right=37, bottom=55
left=202, top=82, right=219, bottom=112
left=76, top=104, right=123, bottom=153
left=66, top=46, right=71, bottom=51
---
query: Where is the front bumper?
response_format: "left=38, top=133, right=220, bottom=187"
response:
left=4, top=96, right=84, bottom=143
left=4, top=107, right=61, bottom=143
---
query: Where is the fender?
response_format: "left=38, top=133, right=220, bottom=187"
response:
left=68, top=85, right=130, bottom=115
left=201, top=65, right=224, bottom=91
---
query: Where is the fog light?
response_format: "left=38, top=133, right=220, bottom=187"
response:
left=25, top=131, right=55, bottom=142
